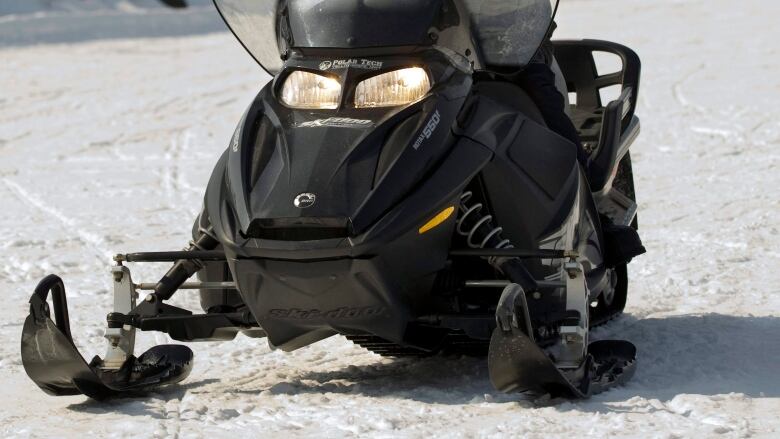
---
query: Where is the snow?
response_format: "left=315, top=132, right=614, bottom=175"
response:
left=1, top=0, right=779, bottom=437
left=0, top=0, right=213, bottom=15
left=0, top=1, right=221, bottom=46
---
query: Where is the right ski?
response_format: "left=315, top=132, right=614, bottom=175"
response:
left=487, top=283, right=637, bottom=398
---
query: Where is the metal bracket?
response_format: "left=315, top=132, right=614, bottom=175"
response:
left=102, top=265, right=138, bottom=369
left=552, top=260, right=589, bottom=369
left=594, top=184, right=638, bottom=227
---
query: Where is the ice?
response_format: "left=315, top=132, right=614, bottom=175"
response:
left=1, top=0, right=779, bottom=437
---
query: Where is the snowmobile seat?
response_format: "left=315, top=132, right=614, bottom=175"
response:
left=553, top=40, right=641, bottom=192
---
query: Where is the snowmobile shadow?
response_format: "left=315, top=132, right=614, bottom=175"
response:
left=578, top=313, right=780, bottom=405
left=65, top=378, right=219, bottom=417
left=61, top=314, right=779, bottom=408
left=258, top=314, right=780, bottom=406
left=0, top=8, right=225, bottom=48
left=256, top=356, right=522, bottom=406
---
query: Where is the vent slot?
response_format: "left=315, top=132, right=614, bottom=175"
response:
left=243, top=217, right=352, bottom=241
left=250, top=116, right=277, bottom=188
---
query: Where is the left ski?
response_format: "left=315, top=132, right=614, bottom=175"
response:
left=21, top=275, right=193, bottom=399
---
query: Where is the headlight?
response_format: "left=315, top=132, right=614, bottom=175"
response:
left=280, top=71, right=342, bottom=109
left=355, top=67, right=431, bottom=108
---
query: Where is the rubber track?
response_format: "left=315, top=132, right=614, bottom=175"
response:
left=349, top=306, right=624, bottom=358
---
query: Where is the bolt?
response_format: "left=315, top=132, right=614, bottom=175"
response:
left=145, top=294, right=156, bottom=303
left=532, top=291, right=541, bottom=300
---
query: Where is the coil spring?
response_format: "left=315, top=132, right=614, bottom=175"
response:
left=456, top=191, right=513, bottom=252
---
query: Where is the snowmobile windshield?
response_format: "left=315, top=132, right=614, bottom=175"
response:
left=213, top=0, right=559, bottom=75
left=464, top=0, right=559, bottom=68
left=212, top=0, right=283, bottom=74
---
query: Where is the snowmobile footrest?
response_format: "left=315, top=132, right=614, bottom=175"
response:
left=21, top=275, right=193, bottom=399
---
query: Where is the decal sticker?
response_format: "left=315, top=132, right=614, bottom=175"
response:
left=231, top=111, right=247, bottom=152
left=298, top=117, right=374, bottom=129
left=412, top=110, right=441, bottom=150
left=294, top=192, right=316, bottom=208
left=269, top=306, right=386, bottom=319
left=231, top=129, right=240, bottom=152
left=319, top=59, right=383, bottom=71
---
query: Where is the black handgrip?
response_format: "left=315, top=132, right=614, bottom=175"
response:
left=30, top=274, right=73, bottom=343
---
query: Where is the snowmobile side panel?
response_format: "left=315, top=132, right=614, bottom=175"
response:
left=453, top=85, right=581, bottom=256
left=483, top=116, right=579, bottom=247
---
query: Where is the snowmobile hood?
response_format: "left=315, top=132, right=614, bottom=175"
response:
left=203, top=50, right=479, bottom=257
left=212, top=0, right=559, bottom=75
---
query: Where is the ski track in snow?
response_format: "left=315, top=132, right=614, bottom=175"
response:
left=2, top=177, right=112, bottom=260
left=1, top=0, right=779, bottom=437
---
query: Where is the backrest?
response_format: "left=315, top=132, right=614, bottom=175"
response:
left=553, top=39, right=641, bottom=133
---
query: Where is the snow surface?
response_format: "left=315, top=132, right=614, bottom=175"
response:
left=1, top=0, right=779, bottom=437
left=0, top=0, right=221, bottom=46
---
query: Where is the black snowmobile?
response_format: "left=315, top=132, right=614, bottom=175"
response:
left=21, top=0, right=646, bottom=400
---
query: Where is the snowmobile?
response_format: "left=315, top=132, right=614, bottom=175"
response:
left=21, top=0, right=646, bottom=400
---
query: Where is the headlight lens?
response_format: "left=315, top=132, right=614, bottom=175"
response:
left=355, top=67, right=431, bottom=108
left=280, top=71, right=342, bottom=109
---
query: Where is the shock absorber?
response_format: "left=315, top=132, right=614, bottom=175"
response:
left=151, top=224, right=220, bottom=301
left=457, top=192, right=538, bottom=292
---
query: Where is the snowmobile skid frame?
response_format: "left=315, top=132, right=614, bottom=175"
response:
left=22, top=246, right=635, bottom=399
